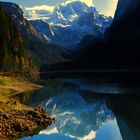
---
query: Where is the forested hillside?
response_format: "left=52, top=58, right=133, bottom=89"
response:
left=0, top=6, right=28, bottom=73
left=0, top=2, right=68, bottom=74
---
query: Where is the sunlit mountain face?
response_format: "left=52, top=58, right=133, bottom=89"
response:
left=21, top=0, right=112, bottom=49
left=23, top=0, right=94, bottom=21
left=0, top=0, right=118, bottom=50
left=1, top=0, right=118, bottom=17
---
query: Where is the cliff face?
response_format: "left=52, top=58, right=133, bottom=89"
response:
left=106, top=0, right=140, bottom=43
left=114, top=0, right=139, bottom=21
left=102, top=0, right=140, bottom=68
left=72, top=0, right=140, bottom=70
left=0, top=2, right=48, bottom=46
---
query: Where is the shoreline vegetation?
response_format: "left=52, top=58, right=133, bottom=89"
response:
left=0, top=75, right=55, bottom=140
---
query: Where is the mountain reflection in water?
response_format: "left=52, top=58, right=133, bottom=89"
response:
left=16, top=79, right=140, bottom=140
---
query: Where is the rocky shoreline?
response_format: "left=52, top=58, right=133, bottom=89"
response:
left=0, top=76, right=55, bottom=139
left=0, top=106, right=55, bottom=140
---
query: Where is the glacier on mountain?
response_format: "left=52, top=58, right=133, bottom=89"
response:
left=24, top=0, right=112, bottom=49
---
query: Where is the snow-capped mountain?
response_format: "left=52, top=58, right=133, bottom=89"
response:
left=24, top=0, right=112, bottom=49
left=48, top=1, right=92, bottom=25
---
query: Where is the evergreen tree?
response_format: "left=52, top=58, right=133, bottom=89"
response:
left=0, top=5, right=29, bottom=74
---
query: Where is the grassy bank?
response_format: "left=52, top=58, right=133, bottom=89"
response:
left=0, top=76, right=54, bottom=140
left=0, top=76, right=42, bottom=95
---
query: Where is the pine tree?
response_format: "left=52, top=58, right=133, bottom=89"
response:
left=0, top=5, right=29, bottom=74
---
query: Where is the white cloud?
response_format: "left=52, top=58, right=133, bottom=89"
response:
left=104, top=0, right=118, bottom=17
left=25, top=5, right=55, bottom=13
left=94, top=0, right=118, bottom=17
left=63, top=0, right=118, bottom=17
left=63, top=0, right=94, bottom=7
left=40, top=127, right=96, bottom=140
left=24, top=5, right=55, bottom=20
left=81, top=0, right=94, bottom=7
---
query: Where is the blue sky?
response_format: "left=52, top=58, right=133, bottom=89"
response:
left=0, top=0, right=118, bottom=16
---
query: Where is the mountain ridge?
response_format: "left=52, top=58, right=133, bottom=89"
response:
left=26, top=1, right=112, bottom=49
left=41, top=0, right=140, bottom=71
left=75, top=0, right=140, bottom=69
left=0, top=2, right=67, bottom=73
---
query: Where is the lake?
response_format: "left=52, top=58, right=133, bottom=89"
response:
left=15, top=78, right=140, bottom=140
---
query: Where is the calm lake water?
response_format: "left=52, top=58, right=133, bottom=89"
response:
left=16, top=78, right=140, bottom=140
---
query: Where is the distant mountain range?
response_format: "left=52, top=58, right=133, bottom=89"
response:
left=24, top=1, right=112, bottom=49
left=1, top=0, right=139, bottom=73
left=40, top=0, right=140, bottom=71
